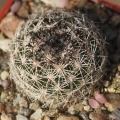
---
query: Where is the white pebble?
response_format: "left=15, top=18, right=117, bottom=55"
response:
left=82, top=100, right=88, bottom=105
left=43, top=116, right=50, bottom=120
left=84, top=105, right=90, bottom=111
left=57, top=115, right=79, bottom=120
left=107, top=87, right=115, bottom=93
left=30, top=108, right=42, bottom=120
left=16, top=114, right=28, bottom=120
left=67, top=105, right=76, bottom=115
left=0, top=71, right=9, bottom=80
left=19, top=97, right=28, bottom=108
left=1, top=113, right=13, bottom=120
left=2, top=80, right=11, bottom=89
left=29, top=102, right=40, bottom=111
left=13, top=94, right=21, bottom=106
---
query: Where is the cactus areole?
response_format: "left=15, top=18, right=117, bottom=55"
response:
left=10, top=9, right=107, bottom=108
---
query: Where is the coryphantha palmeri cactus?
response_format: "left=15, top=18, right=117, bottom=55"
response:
left=9, top=9, right=107, bottom=108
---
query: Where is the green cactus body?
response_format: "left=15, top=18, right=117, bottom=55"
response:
left=10, top=9, right=107, bottom=108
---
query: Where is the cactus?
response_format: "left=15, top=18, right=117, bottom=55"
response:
left=9, top=9, right=107, bottom=108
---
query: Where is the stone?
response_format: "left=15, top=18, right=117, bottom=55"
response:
left=57, top=115, right=80, bottom=120
left=89, top=112, right=105, bottom=120
left=30, top=108, right=42, bottom=120
left=82, top=100, right=88, bottom=105
left=1, top=91, right=8, bottom=102
left=74, top=103, right=84, bottom=111
left=0, top=102, right=5, bottom=113
left=83, top=105, right=90, bottom=111
left=80, top=112, right=89, bottom=120
left=19, top=107, right=32, bottom=117
left=107, top=87, right=115, bottom=93
left=0, top=13, right=22, bottom=38
left=106, top=76, right=120, bottom=93
left=0, top=71, right=9, bottom=80
left=16, top=114, right=28, bottom=120
left=17, top=2, right=30, bottom=18
left=0, top=39, right=11, bottom=52
left=67, top=105, right=76, bottom=115
left=29, top=102, right=40, bottom=111
left=66, top=0, right=79, bottom=9
left=103, top=80, right=110, bottom=87
left=2, top=80, right=11, bottom=89
left=105, top=93, right=120, bottom=111
left=77, top=0, right=87, bottom=8
left=40, top=0, right=68, bottom=8
left=1, top=113, right=13, bottom=120
left=43, top=116, right=50, bottom=120
left=13, top=94, right=21, bottom=106
left=44, top=109, right=58, bottom=117
left=19, top=97, right=28, bottom=108
left=5, top=103, right=13, bottom=113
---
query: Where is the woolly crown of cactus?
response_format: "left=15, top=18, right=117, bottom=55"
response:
left=9, top=9, right=107, bottom=108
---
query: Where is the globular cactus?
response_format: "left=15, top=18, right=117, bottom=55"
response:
left=9, top=9, right=107, bottom=108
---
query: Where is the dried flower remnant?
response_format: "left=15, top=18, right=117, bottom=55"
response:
left=88, top=98, right=101, bottom=109
left=94, top=93, right=107, bottom=104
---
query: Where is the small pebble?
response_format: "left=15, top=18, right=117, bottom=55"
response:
left=43, top=116, right=50, bottom=120
left=13, top=94, right=21, bottom=106
left=45, top=109, right=58, bottom=117
left=17, top=2, right=30, bottom=18
left=19, top=97, right=28, bottom=108
left=82, top=100, right=88, bottom=105
left=2, top=80, right=11, bottom=89
left=74, top=103, right=84, bottom=111
left=1, top=91, right=8, bottom=102
left=104, top=93, right=120, bottom=111
left=30, top=108, right=42, bottom=120
left=67, top=105, right=76, bottom=115
left=0, top=13, right=22, bottom=38
left=0, top=71, right=9, bottom=80
left=84, top=105, right=90, bottom=111
left=0, top=103, right=5, bottom=113
left=29, top=102, right=40, bottom=111
left=89, top=112, right=105, bottom=120
left=57, top=115, right=79, bottom=120
left=103, top=80, right=110, bottom=87
left=5, top=103, right=13, bottom=113
left=109, top=114, right=117, bottom=119
left=1, top=113, right=13, bottom=120
left=41, top=0, right=68, bottom=8
left=19, top=107, right=32, bottom=117
left=16, top=114, right=28, bottom=120
left=107, top=87, right=115, bottom=93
